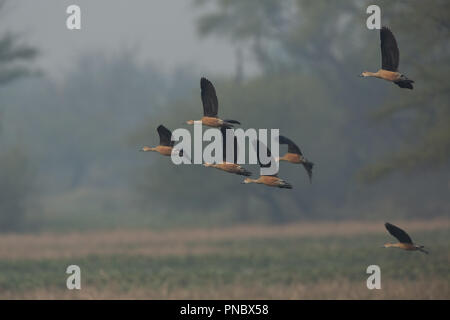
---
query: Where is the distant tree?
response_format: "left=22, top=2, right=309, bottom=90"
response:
left=194, top=0, right=290, bottom=73
left=359, top=0, right=450, bottom=181
left=194, top=0, right=365, bottom=75
left=131, top=1, right=449, bottom=227
left=0, top=0, right=38, bottom=231
left=195, top=0, right=450, bottom=182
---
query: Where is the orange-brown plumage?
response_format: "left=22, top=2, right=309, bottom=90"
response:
left=278, top=135, right=314, bottom=183
left=360, top=27, right=414, bottom=89
left=242, top=139, right=292, bottom=189
left=140, top=125, right=183, bottom=157
left=204, top=127, right=252, bottom=176
left=186, top=78, right=241, bottom=128
left=383, top=222, right=428, bottom=254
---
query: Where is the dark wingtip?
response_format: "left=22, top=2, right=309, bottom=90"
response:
left=303, top=161, right=314, bottom=183
left=224, top=119, right=241, bottom=125
left=200, top=77, right=210, bottom=87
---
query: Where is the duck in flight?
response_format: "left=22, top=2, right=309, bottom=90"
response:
left=383, top=222, right=428, bottom=254
left=204, top=127, right=252, bottom=176
left=140, top=124, right=184, bottom=157
left=186, top=77, right=241, bottom=128
left=277, top=135, right=314, bottom=183
left=242, top=139, right=292, bottom=189
left=360, top=26, right=414, bottom=89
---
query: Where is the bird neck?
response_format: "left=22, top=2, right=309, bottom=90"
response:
left=384, top=243, right=401, bottom=248
left=368, top=71, right=382, bottom=78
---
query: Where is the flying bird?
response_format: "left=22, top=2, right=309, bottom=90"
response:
left=360, top=26, right=414, bottom=89
left=242, top=139, right=292, bottom=189
left=140, top=125, right=183, bottom=157
left=383, top=222, right=428, bottom=254
left=186, top=77, right=241, bottom=128
left=277, top=135, right=314, bottom=183
left=204, top=127, right=252, bottom=176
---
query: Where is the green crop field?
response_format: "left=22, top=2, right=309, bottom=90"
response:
left=0, top=219, right=448, bottom=299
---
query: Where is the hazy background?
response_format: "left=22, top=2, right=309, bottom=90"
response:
left=0, top=0, right=449, bottom=232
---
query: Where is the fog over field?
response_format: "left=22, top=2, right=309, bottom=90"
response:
left=0, top=0, right=449, bottom=300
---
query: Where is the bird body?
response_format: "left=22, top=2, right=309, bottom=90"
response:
left=140, top=125, right=183, bottom=157
left=243, top=175, right=292, bottom=189
left=360, top=27, right=414, bottom=89
left=278, top=152, right=303, bottom=163
left=383, top=242, right=424, bottom=251
left=187, top=78, right=240, bottom=128
left=383, top=222, right=428, bottom=254
left=242, top=139, right=292, bottom=189
left=204, top=127, right=251, bottom=176
left=361, top=69, right=401, bottom=81
left=204, top=162, right=251, bottom=176
left=141, top=145, right=173, bottom=156
left=278, top=135, right=314, bottom=183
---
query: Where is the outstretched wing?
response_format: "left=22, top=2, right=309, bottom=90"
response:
left=380, top=27, right=400, bottom=72
left=385, top=222, right=413, bottom=244
left=201, top=77, right=218, bottom=117
left=279, top=135, right=303, bottom=155
left=157, top=125, right=173, bottom=147
left=220, top=127, right=237, bottom=163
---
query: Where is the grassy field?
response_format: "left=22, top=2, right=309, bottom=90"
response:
left=0, top=219, right=448, bottom=299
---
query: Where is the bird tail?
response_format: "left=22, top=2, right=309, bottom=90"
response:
left=222, top=119, right=241, bottom=128
left=223, top=119, right=241, bottom=124
left=418, top=246, right=429, bottom=255
left=395, top=77, right=414, bottom=90
left=238, top=169, right=252, bottom=177
left=279, top=181, right=293, bottom=189
left=303, top=161, right=314, bottom=183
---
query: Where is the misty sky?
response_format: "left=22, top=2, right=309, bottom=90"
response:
left=2, top=0, right=252, bottom=79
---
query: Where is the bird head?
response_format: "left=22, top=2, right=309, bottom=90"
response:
left=140, top=146, right=152, bottom=152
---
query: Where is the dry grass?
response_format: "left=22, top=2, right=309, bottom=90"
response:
left=0, top=219, right=448, bottom=300
left=0, top=218, right=448, bottom=260
left=1, top=278, right=447, bottom=300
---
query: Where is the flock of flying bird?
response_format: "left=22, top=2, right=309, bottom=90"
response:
left=140, top=27, right=427, bottom=254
